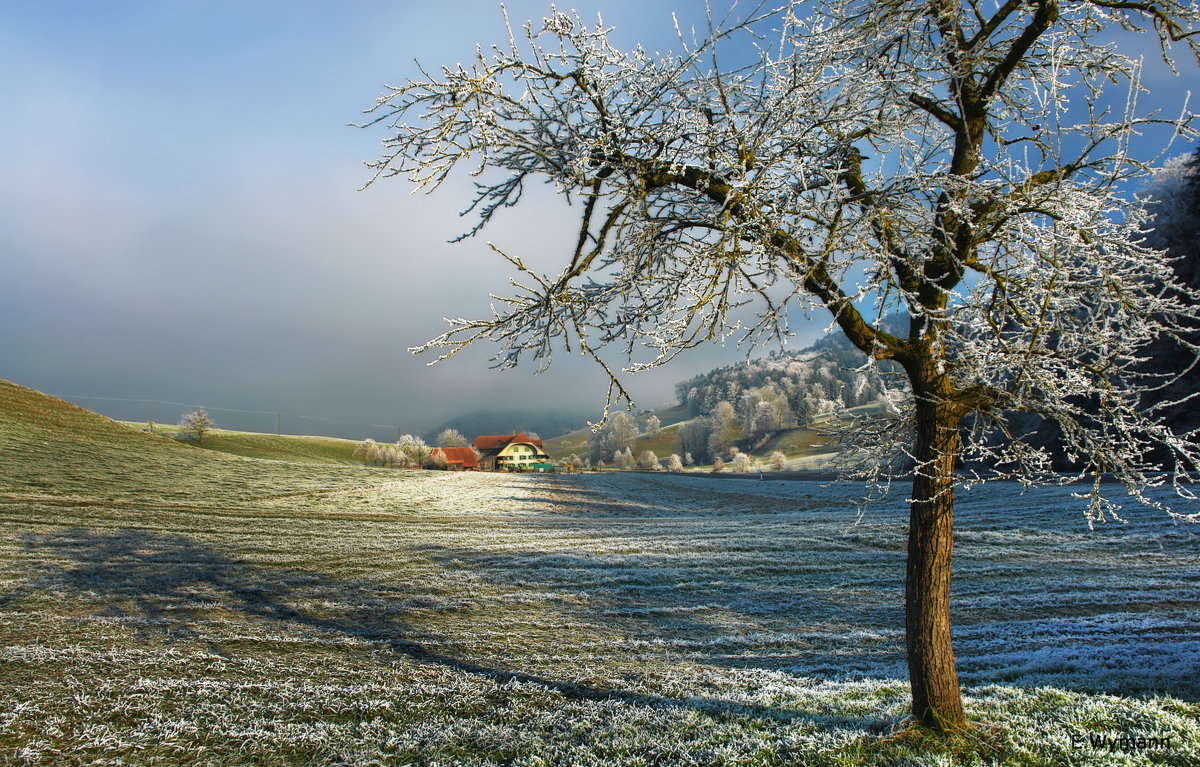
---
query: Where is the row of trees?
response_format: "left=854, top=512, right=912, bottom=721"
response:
left=676, top=351, right=873, bottom=463
left=580, top=446, right=791, bottom=473
left=676, top=394, right=796, bottom=465
left=586, top=410, right=659, bottom=463
left=355, top=435, right=482, bottom=469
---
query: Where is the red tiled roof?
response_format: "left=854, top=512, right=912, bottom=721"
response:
left=472, top=433, right=543, bottom=450
left=432, top=447, right=479, bottom=469
left=473, top=434, right=512, bottom=450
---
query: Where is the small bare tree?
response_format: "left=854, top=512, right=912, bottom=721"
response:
left=179, top=409, right=215, bottom=446
left=365, top=1, right=1200, bottom=731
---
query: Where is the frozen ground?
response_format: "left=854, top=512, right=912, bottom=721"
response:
left=1, top=469, right=1197, bottom=765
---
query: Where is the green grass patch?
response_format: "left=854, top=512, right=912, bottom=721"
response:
left=128, top=421, right=365, bottom=464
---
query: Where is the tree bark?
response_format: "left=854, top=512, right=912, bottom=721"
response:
left=906, top=393, right=967, bottom=731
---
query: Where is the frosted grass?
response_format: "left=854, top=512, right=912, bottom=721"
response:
left=1, top=470, right=1197, bottom=765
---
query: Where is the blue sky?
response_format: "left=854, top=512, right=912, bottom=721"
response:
left=2, top=1, right=1196, bottom=438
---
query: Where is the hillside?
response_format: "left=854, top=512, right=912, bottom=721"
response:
left=673, top=327, right=907, bottom=422
left=544, top=330, right=886, bottom=466
left=0, top=379, right=396, bottom=502
left=127, top=421, right=363, bottom=464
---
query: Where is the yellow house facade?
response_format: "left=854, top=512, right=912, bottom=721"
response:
left=472, top=433, right=554, bottom=472
left=495, top=441, right=551, bottom=470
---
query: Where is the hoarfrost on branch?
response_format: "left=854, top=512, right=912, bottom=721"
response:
left=362, top=0, right=1200, bottom=520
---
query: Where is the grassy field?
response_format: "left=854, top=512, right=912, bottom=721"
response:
left=126, top=421, right=366, bottom=464
left=2, top=379, right=1198, bottom=765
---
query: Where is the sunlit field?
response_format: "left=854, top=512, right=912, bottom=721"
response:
left=1, top=383, right=1197, bottom=765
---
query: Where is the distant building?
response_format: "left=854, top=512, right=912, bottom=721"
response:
left=431, top=446, right=480, bottom=470
left=473, top=433, right=553, bottom=472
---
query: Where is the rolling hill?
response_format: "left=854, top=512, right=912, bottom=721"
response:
left=127, top=421, right=364, bottom=464
left=0, top=379, right=394, bottom=502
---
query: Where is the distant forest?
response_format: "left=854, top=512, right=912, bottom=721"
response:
left=675, top=332, right=895, bottom=422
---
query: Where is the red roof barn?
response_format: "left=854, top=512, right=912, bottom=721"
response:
left=431, top=446, right=480, bottom=470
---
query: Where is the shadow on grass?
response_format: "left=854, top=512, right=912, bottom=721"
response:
left=7, top=526, right=874, bottom=727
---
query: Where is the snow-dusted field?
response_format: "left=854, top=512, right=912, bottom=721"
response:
left=1, top=470, right=1197, bottom=765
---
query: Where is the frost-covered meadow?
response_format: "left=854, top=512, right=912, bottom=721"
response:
left=2, top=465, right=1198, bottom=765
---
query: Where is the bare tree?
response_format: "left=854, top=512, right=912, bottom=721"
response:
left=179, top=409, right=215, bottom=446
left=365, top=1, right=1200, bottom=731
left=436, top=428, right=468, bottom=448
left=667, top=453, right=684, bottom=472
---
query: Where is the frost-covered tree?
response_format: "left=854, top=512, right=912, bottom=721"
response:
left=707, top=401, right=738, bottom=460
left=614, top=446, right=636, bottom=469
left=711, top=456, right=725, bottom=473
left=588, top=410, right=639, bottom=463
left=365, top=1, right=1200, bottom=731
left=179, top=409, right=215, bottom=446
left=676, top=417, right=711, bottom=462
left=769, top=450, right=788, bottom=472
left=608, top=413, right=638, bottom=452
left=740, top=383, right=793, bottom=442
left=730, top=452, right=753, bottom=473
left=396, top=434, right=433, bottom=468
left=355, top=438, right=379, bottom=465
left=435, top=428, right=468, bottom=448
left=667, top=453, right=684, bottom=472
left=644, top=414, right=661, bottom=435
left=1142, top=149, right=1200, bottom=266
left=639, top=449, right=661, bottom=470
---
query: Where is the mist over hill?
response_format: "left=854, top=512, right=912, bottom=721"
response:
left=426, top=408, right=593, bottom=442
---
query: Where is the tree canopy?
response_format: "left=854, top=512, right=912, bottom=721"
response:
left=364, top=0, right=1200, bottom=732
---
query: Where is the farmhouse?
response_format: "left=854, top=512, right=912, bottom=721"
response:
left=472, top=433, right=553, bottom=472
left=431, top=446, right=479, bottom=470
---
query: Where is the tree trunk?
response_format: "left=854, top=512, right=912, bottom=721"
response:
left=906, top=394, right=967, bottom=731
